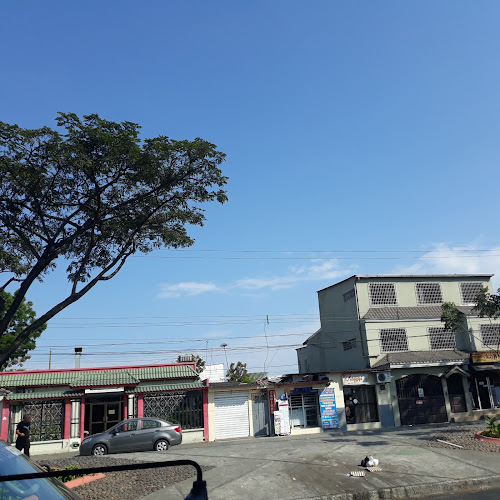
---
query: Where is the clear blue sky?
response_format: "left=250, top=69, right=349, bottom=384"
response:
left=1, top=1, right=499, bottom=373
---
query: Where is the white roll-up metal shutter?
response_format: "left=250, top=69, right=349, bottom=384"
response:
left=214, top=391, right=250, bottom=439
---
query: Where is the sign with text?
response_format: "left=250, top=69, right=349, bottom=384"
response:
left=342, top=374, right=369, bottom=386
left=472, top=352, right=500, bottom=364
left=319, top=387, right=339, bottom=429
left=268, top=390, right=276, bottom=415
left=278, top=400, right=290, bottom=435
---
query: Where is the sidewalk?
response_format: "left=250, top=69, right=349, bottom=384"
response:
left=129, top=423, right=500, bottom=500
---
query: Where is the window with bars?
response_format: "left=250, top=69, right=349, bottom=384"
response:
left=380, top=328, right=409, bottom=352
left=460, top=282, right=484, bottom=304
left=343, top=386, right=379, bottom=424
left=369, top=283, right=397, bottom=306
left=480, top=324, right=500, bottom=347
left=428, top=327, right=456, bottom=350
left=416, top=283, right=443, bottom=304
left=143, top=391, right=203, bottom=429
left=20, top=400, right=64, bottom=442
left=289, top=391, right=319, bottom=428
left=343, top=338, right=357, bottom=351
left=343, top=289, right=355, bottom=302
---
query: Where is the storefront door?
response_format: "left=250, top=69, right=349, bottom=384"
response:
left=397, top=374, right=447, bottom=426
left=85, top=396, right=123, bottom=435
left=252, top=394, right=269, bottom=437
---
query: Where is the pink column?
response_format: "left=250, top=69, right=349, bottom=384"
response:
left=80, top=396, right=85, bottom=439
left=123, top=394, right=128, bottom=420
left=0, top=400, right=10, bottom=441
left=137, top=394, right=144, bottom=418
left=64, top=398, right=71, bottom=439
left=203, top=388, right=209, bottom=442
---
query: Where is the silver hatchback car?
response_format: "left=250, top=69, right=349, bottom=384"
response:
left=79, top=418, right=182, bottom=456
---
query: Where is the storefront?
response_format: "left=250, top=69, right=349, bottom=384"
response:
left=0, top=363, right=208, bottom=455
left=470, top=352, right=500, bottom=412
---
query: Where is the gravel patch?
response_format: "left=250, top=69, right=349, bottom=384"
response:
left=35, top=456, right=213, bottom=500
left=420, top=425, right=500, bottom=453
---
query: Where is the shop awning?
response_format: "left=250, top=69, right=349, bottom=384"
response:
left=126, top=381, right=203, bottom=394
left=470, top=364, right=500, bottom=372
left=6, top=389, right=84, bottom=401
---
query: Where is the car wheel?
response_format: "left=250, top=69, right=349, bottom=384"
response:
left=154, top=439, right=169, bottom=452
left=92, top=444, right=107, bottom=456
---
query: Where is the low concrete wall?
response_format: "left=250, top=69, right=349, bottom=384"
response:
left=182, top=429, right=204, bottom=443
left=29, top=438, right=81, bottom=456
left=451, top=408, right=500, bottom=422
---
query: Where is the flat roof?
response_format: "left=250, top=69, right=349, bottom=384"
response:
left=317, top=274, right=494, bottom=293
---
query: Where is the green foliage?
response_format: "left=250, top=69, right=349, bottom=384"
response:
left=440, top=302, right=467, bottom=332
left=0, top=113, right=228, bottom=366
left=482, top=416, right=500, bottom=438
left=472, top=287, right=500, bottom=319
left=176, top=354, right=206, bottom=373
left=226, top=361, right=252, bottom=382
left=0, top=290, right=46, bottom=371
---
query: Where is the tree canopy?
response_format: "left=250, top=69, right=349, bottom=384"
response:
left=176, top=354, right=206, bottom=373
left=226, top=361, right=253, bottom=383
left=0, top=291, right=46, bottom=370
left=0, top=113, right=228, bottom=367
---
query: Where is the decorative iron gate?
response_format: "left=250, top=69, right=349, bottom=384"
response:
left=20, top=400, right=64, bottom=441
left=143, top=391, right=203, bottom=429
left=446, top=374, right=467, bottom=413
left=397, top=374, right=447, bottom=426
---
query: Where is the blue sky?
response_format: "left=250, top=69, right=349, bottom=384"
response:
left=1, top=1, right=499, bottom=374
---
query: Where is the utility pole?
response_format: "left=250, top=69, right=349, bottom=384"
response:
left=49, top=349, right=52, bottom=370
left=220, top=343, right=229, bottom=375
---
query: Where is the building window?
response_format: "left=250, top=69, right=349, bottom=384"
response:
left=343, top=289, right=355, bottom=302
left=289, top=391, right=319, bottom=428
left=480, top=324, right=500, bottom=347
left=369, top=283, right=397, bottom=306
left=343, top=338, right=357, bottom=351
left=416, top=283, right=443, bottom=304
left=343, top=386, right=379, bottom=424
left=143, top=391, right=203, bottom=429
left=460, top=282, right=484, bottom=305
left=20, top=400, right=64, bottom=442
left=428, top=327, right=456, bottom=350
left=380, top=328, right=409, bottom=353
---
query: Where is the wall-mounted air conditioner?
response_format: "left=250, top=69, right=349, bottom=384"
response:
left=376, top=372, right=391, bottom=384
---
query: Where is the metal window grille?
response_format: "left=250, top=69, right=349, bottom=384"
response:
left=343, top=338, right=357, bottom=351
left=416, top=283, right=443, bottom=304
left=460, top=282, right=484, bottom=304
left=289, top=392, right=319, bottom=428
left=369, top=283, right=397, bottom=306
left=380, top=328, right=408, bottom=352
left=428, top=327, right=456, bottom=350
left=143, top=391, right=203, bottom=429
left=480, top=324, right=500, bottom=347
left=20, top=400, right=64, bottom=442
left=343, top=386, right=379, bottom=424
left=343, top=289, right=355, bottom=302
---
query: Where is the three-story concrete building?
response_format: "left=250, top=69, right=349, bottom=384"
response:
left=297, top=274, right=500, bottom=428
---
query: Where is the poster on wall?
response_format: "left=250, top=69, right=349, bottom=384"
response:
left=319, top=387, right=339, bottom=429
left=274, top=411, right=281, bottom=435
left=278, top=400, right=291, bottom=435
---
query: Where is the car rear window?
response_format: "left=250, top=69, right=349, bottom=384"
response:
left=141, top=420, right=161, bottom=429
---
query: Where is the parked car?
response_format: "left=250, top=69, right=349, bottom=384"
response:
left=0, top=440, right=83, bottom=500
left=80, top=418, right=182, bottom=456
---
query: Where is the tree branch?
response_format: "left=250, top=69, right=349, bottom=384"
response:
left=0, top=277, right=24, bottom=292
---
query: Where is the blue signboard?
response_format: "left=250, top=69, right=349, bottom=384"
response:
left=319, top=387, right=339, bottom=429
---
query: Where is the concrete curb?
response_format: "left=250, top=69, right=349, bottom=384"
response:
left=300, top=475, right=500, bottom=500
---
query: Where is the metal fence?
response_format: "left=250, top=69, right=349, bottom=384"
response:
left=143, top=391, right=203, bottom=429
left=12, top=400, right=64, bottom=442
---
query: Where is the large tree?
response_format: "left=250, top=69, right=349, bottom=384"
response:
left=226, top=361, right=253, bottom=383
left=0, top=290, right=46, bottom=370
left=0, top=113, right=228, bottom=367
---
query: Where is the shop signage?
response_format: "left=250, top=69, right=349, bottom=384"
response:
left=472, top=352, right=500, bottom=364
left=278, top=400, right=290, bottom=435
left=85, top=387, right=124, bottom=394
left=342, top=374, right=369, bottom=386
left=416, top=400, right=423, bottom=405
left=418, top=388, right=425, bottom=398
left=268, top=390, right=276, bottom=415
left=293, top=387, right=313, bottom=393
left=319, top=387, right=339, bottom=429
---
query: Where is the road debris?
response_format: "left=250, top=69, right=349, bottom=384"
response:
left=436, top=439, right=464, bottom=449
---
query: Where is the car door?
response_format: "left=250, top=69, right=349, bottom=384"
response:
left=107, top=420, right=140, bottom=453
left=135, top=419, right=163, bottom=451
